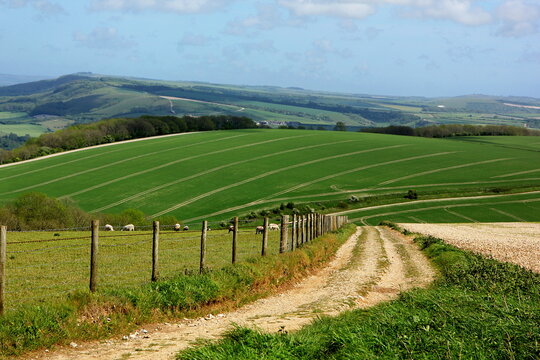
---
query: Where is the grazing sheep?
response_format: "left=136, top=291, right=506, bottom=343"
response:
left=228, top=225, right=235, bottom=233
left=122, top=224, right=135, bottom=231
left=104, top=224, right=114, bottom=231
left=269, top=223, right=280, bottom=231
left=174, top=223, right=181, bottom=231
left=183, top=225, right=189, bottom=231
left=255, top=225, right=264, bottom=234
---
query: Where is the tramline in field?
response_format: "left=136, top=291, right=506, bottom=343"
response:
left=0, top=129, right=539, bottom=223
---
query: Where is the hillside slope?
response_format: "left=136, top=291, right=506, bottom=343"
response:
left=1, top=129, right=539, bottom=224
left=1, top=74, right=539, bottom=137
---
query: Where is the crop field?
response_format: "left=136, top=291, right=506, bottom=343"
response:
left=399, top=222, right=540, bottom=273
left=3, top=224, right=284, bottom=310
left=340, top=191, right=540, bottom=225
left=0, top=123, right=46, bottom=137
left=1, top=129, right=540, bottom=223
left=0, top=112, right=29, bottom=121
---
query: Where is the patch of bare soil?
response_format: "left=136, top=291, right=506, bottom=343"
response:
left=399, top=222, right=540, bottom=273
left=29, top=227, right=434, bottom=360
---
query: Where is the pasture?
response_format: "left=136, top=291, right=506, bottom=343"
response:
left=0, top=123, right=46, bottom=137
left=3, top=223, right=284, bottom=310
left=1, top=129, right=539, bottom=223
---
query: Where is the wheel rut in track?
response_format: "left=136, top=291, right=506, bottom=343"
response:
left=32, top=226, right=435, bottom=360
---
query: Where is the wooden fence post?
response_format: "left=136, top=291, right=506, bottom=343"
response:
left=0, top=226, right=6, bottom=315
left=313, top=213, right=319, bottom=239
left=262, top=217, right=269, bottom=256
left=280, top=215, right=289, bottom=254
left=291, top=214, right=297, bottom=251
left=200, top=221, right=207, bottom=274
left=90, top=220, right=99, bottom=293
left=310, top=214, right=315, bottom=240
left=232, top=217, right=238, bottom=264
left=307, top=214, right=312, bottom=242
left=152, top=221, right=159, bottom=282
left=298, top=216, right=303, bottom=245
left=305, top=215, right=309, bottom=242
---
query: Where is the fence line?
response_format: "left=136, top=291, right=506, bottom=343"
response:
left=0, top=213, right=348, bottom=314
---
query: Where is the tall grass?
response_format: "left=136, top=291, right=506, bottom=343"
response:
left=0, top=224, right=356, bottom=358
left=177, top=231, right=540, bottom=359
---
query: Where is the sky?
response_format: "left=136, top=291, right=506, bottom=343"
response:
left=0, top=0, right=539, bottom=98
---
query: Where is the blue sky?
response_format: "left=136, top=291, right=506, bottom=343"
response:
left=0, top=0, right=539, bottom=97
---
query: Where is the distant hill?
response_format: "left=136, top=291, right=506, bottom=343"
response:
left=0, top=73, right=539, bottom=136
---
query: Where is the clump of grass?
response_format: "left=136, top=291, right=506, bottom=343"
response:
left=177, top=232, right=540, bottom=360
left=0, top=224, right=356, bottom=358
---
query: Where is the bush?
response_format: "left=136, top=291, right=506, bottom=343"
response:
left=337, top=201, right=348, bottom=209
left=3, top=192, right=93, bottom=230
left=405, top=189, right=418, bottom=200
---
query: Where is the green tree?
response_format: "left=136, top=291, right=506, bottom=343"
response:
left=334, top=121, right=347, bottom=131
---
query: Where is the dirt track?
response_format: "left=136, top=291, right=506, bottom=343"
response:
left=31, top=227, right=434, bottom=360
left=400, top=222, right=540, bottom=273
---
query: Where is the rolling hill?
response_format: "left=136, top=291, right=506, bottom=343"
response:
left=1, top=73, right=540, bottom=139
left=0, top=129, right=539, bottom=224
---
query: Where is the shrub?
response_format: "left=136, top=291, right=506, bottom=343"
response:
left=337, top=201, right=348, bottom=209
left=405, top=189, right=418, bottom=199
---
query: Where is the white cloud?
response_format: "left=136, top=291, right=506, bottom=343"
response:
left=89, top=0, right=227, bottom=13
left=279, top=0, right=375, bottom=19
left=278, top=0, right=492, bottom=26
left=224, top=4, right=304, bottom=36
left=0, top=0, right=66, bottom=15
left=412, top=0, right=492, bottom=26
left=73, top=27, right=136, bottom=49
left=496, top=0, right=540, bottom=37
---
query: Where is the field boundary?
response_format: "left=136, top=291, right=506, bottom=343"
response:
left=0, top=131, right=202, bottom=169
left=0, top=213, right=348, bottom=314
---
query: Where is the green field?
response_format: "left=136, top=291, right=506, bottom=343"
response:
left=1, top=130, right=539, bottom=224
left=337, top=191, right=540, bottom=225
left=2, top=73, right=539, bottom=129
left=0, top=123, right=46, bottom=136
left=4, top=224, right=284, bottom=309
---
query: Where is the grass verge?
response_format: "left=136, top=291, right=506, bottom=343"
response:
left=176, top=227, right=540, bottom=360
left=0, top=224, right=356, bottom=358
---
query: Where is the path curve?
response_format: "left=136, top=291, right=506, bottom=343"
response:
left=30, top=226, right=434, bottom=360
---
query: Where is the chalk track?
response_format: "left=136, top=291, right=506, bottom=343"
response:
left=33, top=227, right=434, bottom=360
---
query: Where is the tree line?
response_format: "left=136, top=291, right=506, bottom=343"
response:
left=362, top=124, right=540, bottom=137
left=0, top=115, right=257, bottom=164
left=0, top=133, right=31, bottom=150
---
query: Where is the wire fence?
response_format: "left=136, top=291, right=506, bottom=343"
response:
left=0, top=214, right=348, bottom=313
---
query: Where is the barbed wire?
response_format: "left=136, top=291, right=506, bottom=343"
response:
left=8, top=236, right=90, bottom=245
left=7, top=243, right=88, bottom=254
left=7, top=226, right=91, bottom=233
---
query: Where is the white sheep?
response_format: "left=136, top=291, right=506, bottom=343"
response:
left=174, top=223, right=181, bottom=231
left=104, top=224, right=114, bottom=231
left=269, top=223, right=280, bottom=231
left=183, top=225, right=189, bottom=231
left=122, top=224, right=135, bottom=231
